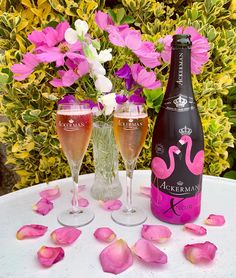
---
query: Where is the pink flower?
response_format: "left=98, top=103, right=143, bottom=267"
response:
left=183, top=241, right=217, bottom=264
left=99, top=239, right=133, bottom=274
left=158, top=35, right=172, bottom=63
left=32, top=198, right=53, bottom=215
left=28, top=21, right=70, bottom=47
left=94, top=227, right=116, bottom=243
left=132, top=239, right=168, bottom=264
left=159, top=26, right=210, bottom=74
left=131, top=63, right=161, bottom=89
left=100, top=199, right=122, bottom=211
left=11, top=53, right=40, bottom=81
left=50, top=57, right=89, bottom=87
left=51, top=227, right=82, bottom=245
left=133, top=41, right=161, bottom=68
left=37, top=246, right=65, bottom=267
left=184, top=223, right=207, bottom=236
left=141, top=224, right=172, bottom=243
left=205, top=214, right=225, bottom=226
left=107, top=24, right=129, bottom=47
left=95, top=11, right=114, bottom=31
left=40, top=186, right=60, bottom=201
left=36, top=41, right=82, bottom=67
left=175, top=26, right=210, bottom=74
left=16, top=224, right=48, bottom=240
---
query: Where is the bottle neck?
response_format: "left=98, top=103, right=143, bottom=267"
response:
left=165, top=48, right=193, bottom=97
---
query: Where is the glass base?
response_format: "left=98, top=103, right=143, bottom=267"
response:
left=57, top=208, right=95, bottom=227
left=111, top=207, right=147, bottom=226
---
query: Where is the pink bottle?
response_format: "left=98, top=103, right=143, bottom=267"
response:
left=151, top=34, right=204, bottom=224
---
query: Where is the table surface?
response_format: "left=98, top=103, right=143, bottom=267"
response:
left=0, top=170, right=236, bottom=278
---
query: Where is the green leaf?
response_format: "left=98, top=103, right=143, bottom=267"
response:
left=40, top=110, right=52, bottom=117
left=120, top=15, right=135, bottom=25
left=22, top=111, right=39, bottom=123
left=191, top=9, right=199, bottom=21
left=116, top=8, right=126, bottom=24
left=143, top=88, right=163, bottom=101
left=29, top=109, right=41, bottom=117
left=107, top=9, right=117, bottom=23
left=0, top=73, right=9, bottom=84
left=224, top=171, right=236, bottom=180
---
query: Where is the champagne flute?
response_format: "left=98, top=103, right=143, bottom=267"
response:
left=112, top=102, right=148, bottom=226
left=56, top=103, right=94, bottom=227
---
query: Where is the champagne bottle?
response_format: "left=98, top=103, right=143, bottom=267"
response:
left=151, top=34, right=204, bottom=224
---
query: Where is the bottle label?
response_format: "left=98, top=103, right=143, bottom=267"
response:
left=151, top=132, right=204, bottom=198
left=162, top=94, right=195, bottom=112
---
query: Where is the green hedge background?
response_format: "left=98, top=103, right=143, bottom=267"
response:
left=0, top=0, right=235, bottom=192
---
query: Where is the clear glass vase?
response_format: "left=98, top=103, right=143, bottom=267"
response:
left=90, top=120, right=122, bottom=201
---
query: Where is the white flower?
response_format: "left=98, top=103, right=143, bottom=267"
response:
left=99, top=93, right=116, bottom=115
left=98, top=48, right=112, bottom=63
left=65, top=19, right=89, bottom=44
left=95, top=75, right=113, bottom=93
left=85, top=44, right=98, bottom=60
left=90, top=61, right=106, bottom=76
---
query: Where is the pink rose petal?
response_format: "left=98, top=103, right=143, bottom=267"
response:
left=100, top=199, right=122, bottom=211
left=205, top=214, right=225, bottom=226
left=139, top=186, right=151, bottom=197
left=51, top=227, right=81, bottom=245
left=94, top=227, right=116, bottom=243
left=37, top=246, right=65, bottom=267
left=78, top=197, right=89, bottom=207
left=132, top=239, right=167, bottom=264
left=40, top=186, right=60, bottom=201
left=99, top=239, right=133, bottom=274
left=184, top=223, right=207, bottom=236
left=141, top=225, right=172, bottom=243
left=16, top=224, right=48, bottom=240
left=33, top=198, right=53, bottom=215
left=183, top=241, right=217, bottom=264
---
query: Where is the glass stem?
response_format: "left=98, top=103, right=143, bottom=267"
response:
left=125, top=160, right=136, bottom=212
left=70, top=161, right=82, bottom=213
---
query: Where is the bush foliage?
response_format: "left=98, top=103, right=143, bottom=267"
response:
left=0, top=0, right=235, bottom=190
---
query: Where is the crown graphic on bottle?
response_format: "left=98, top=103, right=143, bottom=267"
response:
left=177, top=181, right=183, bottom=186
left=173, top=95, right=187, bottom=108
left=69, top=119, right=74, bottom=124
left=179, top=126, right=192, bottom=135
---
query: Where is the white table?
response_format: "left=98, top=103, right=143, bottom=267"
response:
left=0, top=170, right=236, bottom=278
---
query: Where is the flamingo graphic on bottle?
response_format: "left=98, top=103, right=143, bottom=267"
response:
left=151, top=146, right=181, bottom=180
left=179, top=135, right=204, bottom=175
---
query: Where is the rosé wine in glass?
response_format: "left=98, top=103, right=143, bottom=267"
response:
left=112, top=103, right=148, bottom=226
left=56, top=104, right=94, bottom=227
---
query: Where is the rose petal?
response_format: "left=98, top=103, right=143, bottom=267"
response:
left=37, top=246, right=65, bottom=267
left=205, top=214, right=225, bottom=226
left=40, top=186, right=60, bottom=201
left=51, top=227, right=81, bottom=245
left=99, top=239, right=133, bottom=274
left=183, top=241, right=217, bottom=264
left=132, top=239, right=167, bottom=264
left=16, top=224, right=48, bottom=240
left=33, top=198, right=53, bottom=215
left=78, top=197, right=89, bottom=207
left=94, top=227, right=116, bottom=243
left=100, top=199, right=122, bottom=211
left=141, top=225, right=172, bottom=243
left=139, top=186, right=151, bottom=197
left=184, top=223, right=207, bottom=236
